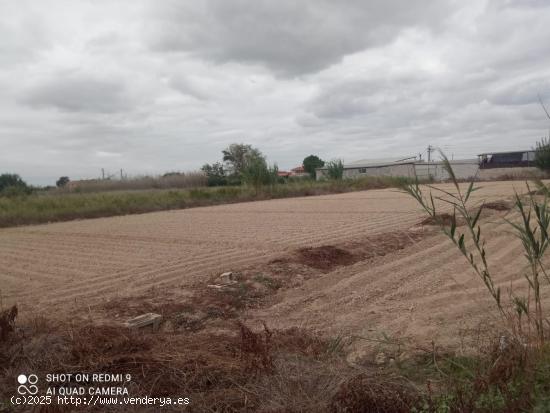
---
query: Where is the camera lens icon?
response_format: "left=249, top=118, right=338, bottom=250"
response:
left=17, top=374, right=39, bottom=395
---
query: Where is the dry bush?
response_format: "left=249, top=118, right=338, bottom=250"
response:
left=1, top=319, right=253, bottom=410
left=2, top=314, right=364, bottom=412
left=61, top=172, right=207, bottom=193
left=0, top=305, right=17, bottom=341
left=239, top=321, right=274, bottom=372
left=273, top=327, right=338, bottom=359
left=420, top=336, right=549, bottom=412
left=329, top=373, right=420, bottom=413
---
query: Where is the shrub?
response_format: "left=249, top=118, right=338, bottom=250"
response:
left=201, top=162, right=227, bottom=186
left=57, top=173, right=207, bottom=193
left=56, top=176, right=70, bottom=187
left=535, top=138, right=550, bottom=171
left=326, top=159, right=344, bottom=180
left=0, top=173, right=26, bottom=191
left=241, top=155, right=278, bottom=193
left=0, top=173, right=30, bottom=196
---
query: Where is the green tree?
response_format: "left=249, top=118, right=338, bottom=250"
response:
left=241, top=152, right=278, bottom=193
left=303, top=155, right=325, bottom=179
left=535, top=138, right=550, bottom=171
left=326, top=159, right=344, bottom=180
left=0, top=173, right=30, bottom=196
left=56, top=176, right=70, bottom=187
left=201, top=162, right=227, bottom=186
left=0, top=173, right=25, bottom=191
left=222, top=143, right=263, bottom=176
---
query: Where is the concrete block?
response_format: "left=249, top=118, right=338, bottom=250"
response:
left=125, top=313, right=162, bottom=330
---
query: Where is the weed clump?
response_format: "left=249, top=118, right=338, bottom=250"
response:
left=330, top=373, right=420, bottom=413
left=0, top=305, right=17, bottom=341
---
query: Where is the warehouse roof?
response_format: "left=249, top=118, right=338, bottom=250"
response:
left=477, top=150, right=533, bottom=156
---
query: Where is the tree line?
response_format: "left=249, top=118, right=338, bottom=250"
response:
left=201, top=143, right=336, bottom=187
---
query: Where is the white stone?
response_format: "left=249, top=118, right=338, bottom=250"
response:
left=219, top=272, right=235, bottom=284
left=125, top=313, right=162, bottom=330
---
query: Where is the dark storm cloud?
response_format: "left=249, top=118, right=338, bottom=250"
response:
left=20, top=74, right=133, bottom=113
left=147, top=0, right=452, bottom=76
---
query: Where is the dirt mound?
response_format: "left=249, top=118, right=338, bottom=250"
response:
left=352, top=231, right=424, bottom=259
left=266, top=231, right=424, bottom=277
left=420, top=201, right=510, bottom=227
left=484, top=200, right=511, bottom=211
left=296, top=246, right=358, bottom=270
left=420, top=213, right=456, bottom=226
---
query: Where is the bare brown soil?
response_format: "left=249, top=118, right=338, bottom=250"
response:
left=420, top=213, right=457, bottom=226
left=1, top=181, right=548, bottom=372
left=295, top=245, right=358, bottom=270
left=484, top=200, right=512, bottom=211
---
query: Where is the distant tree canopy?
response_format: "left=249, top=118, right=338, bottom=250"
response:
left=56, top=176, right=70, bottom=187
left=222, top=143, right=263, bottom=176
left=201, top=162, right=227, bottom=186
left=535, top=138, right=550, bottom=171
left=203, top=143, right=278, bottom=188
left=0, top=173, right=30, bottom=196
left=303, top=155, right=325, bottom=179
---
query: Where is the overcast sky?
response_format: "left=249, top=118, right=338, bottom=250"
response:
left=1, top=0, right=550, bottom=185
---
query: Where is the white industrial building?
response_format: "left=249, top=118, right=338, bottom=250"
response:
left=316, top=150, right=544, bottom=182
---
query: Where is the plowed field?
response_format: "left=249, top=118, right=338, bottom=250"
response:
left=1, top=180, right=546, bottom=349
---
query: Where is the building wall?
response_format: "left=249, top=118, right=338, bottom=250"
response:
left=316, top=161, right=546, bottom=182
left=345, top=163, right=416, bottom=179
left=477, top=166, right=546, bottom=180
left=414, top=162, right=479, bottom=181
left=316, top=163, right=416, bottom=180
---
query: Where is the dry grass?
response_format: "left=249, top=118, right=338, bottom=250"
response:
left=59, top=172, right=208, bottom=193
left=0, top=305, right=17, bottom=341
left=0, top=315, right=361, bottom=412
left=0, top=175, right=413, bottom=228
left=330, top=373, right=420, bottom=413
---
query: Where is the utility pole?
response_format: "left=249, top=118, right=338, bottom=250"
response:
left=120, top=169, right=123, bottom=180
left=427, top=145, right=434, bottom=163
left=102, top=168, right=105, bottom=180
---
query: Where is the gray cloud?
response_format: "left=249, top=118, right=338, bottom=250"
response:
left=1, top=0, right=550, bottom=185
left=147, top=0, right=452, bottom=76
left=169, top=76, right=210, bottom=100
left=20, top=74, right=133, bottom=113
